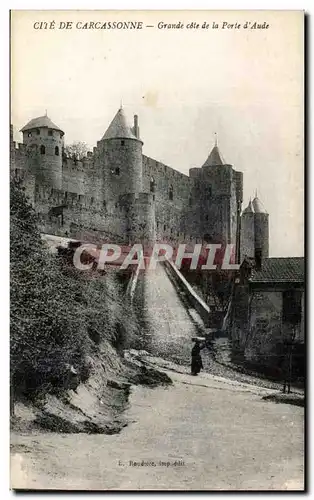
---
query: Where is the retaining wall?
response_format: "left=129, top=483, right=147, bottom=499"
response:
left=164, top=260, right=210, bottom=327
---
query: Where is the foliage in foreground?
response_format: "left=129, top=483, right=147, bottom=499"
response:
left=11, top=179, right=87, bottom=395
left=10, top=179, right=137, bottom=397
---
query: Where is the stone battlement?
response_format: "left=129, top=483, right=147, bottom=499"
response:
left=9, top=106, right=259, bottom=252
left=35, top=185, right=104, bottom=211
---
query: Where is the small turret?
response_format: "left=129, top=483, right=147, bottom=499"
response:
left=242, top=199, right=254, bottom=214
left=252, top=194, right=267, bottom=214
left=253, top=192, right=269, bottom=262
left=240, top=199, right=255, bottom=262
left=240, top=192, right=269, bottom=264
left=20, top=113, right=64, bottom=190
left=100, top=107, right=143, bottom=197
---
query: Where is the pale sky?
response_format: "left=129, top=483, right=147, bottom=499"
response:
left=11, top=10, right=304, bottom=257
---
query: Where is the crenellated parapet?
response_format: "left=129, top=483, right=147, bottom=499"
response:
left=34, top=184, right=106, bottom=212
left=10, top=108, right=261, bottom=252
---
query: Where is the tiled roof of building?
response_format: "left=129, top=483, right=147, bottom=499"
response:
left=249, top=257, right=304, bottom=284
left=202, top=145, right=225, bottom=167
left=102, top=107, right=139, bottom=141
left=21, top=115, right=64, bottom=134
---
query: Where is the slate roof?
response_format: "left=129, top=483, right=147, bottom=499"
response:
left=242, top=199, right=254, bottom=214
left=21, top=115, right=64, bottom=134
left=242, top=197, right=268, bottom=215
left=102, top=107, right=139, bottom=141
left=202, top=145, right=225, bottom=167
left=252, top=196, right=268, bottom=214
left=249, top=257, right=304, bottom=284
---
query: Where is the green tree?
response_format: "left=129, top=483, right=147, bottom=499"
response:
left=64, top=141, right=89, bottom=161
left=10, top=179, right=87, bottom=399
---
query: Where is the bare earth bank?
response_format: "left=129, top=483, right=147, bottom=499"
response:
left=11, top=358, right=304, bottom=491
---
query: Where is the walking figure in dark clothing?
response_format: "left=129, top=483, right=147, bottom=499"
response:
left=191, top=339, right=205, bottom=376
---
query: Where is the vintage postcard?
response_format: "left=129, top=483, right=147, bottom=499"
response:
left=10, top=10, right=304, bottom=491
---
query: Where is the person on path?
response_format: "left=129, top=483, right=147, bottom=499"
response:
left=191, top=339, right=205, bottom=376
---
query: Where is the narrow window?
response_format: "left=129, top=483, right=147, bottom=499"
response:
left=115, top=167, right=120, bottom=176
left=40, top=145, right=45, bottom=155
left=48, top=130, right=53, bottom=136
left=169, top=184, right=173, bottom=201
left=150, top=177, right=155, bottom=193
left=121, top=140, right=125, bottom=146
left=206, top=185, right=212, bottom=198
left=55, top=146, right=59, bottom=156
left=103, top=200, right=106, bottom=209
left=91, top=197, right=94, bottom=205
left=189, top=196, right=192, bottom=206
left=164, top=224, right=167, bottom=231
left=36, top=129, right=40, bottom=135
left=205, top=215, right=209, bottom=221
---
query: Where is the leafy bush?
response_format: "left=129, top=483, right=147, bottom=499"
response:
left=10, top=179, right=140, bottom=399
left=10, top=179, right=88, bottom=396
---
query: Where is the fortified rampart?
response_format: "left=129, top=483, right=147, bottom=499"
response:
left=10, top=107, right=267, bottom=257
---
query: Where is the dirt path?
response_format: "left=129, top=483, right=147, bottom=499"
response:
left=10, top=266, right=304, bottom=490
left=11, top=365, right=304, bottom=491
left=138, top=265, right=200, bottom=363
left=138, top=265, right=303, bottom=392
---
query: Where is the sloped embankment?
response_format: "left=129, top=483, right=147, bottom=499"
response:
left=13, top=345, right=172, bottom=435
left=10, top=178, right=171, bottom=435
left=12, top=267, right=171, bottom=435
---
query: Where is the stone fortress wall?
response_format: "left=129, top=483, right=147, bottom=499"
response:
left=10, top=108, right=268, bottom=258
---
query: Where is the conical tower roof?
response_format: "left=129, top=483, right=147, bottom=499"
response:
left=20, top=115, right=64, bottom=134
left=242, top=199, right=254, bottom=214
left=102, top=107, right=139, bottom=141
left=202, top=145, right=225, bottom=167
left=252, top=196, right=268, bottom=214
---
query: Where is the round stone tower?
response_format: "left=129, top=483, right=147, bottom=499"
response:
left=252, top=194, right=269, bottom=260
left=240, top=199, right=255, bottom=261
left=240, top=194, right=269, bottom=263
left=20, top=114, right=64, bottom=190
left=100, top=107, right=143, bottom=200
